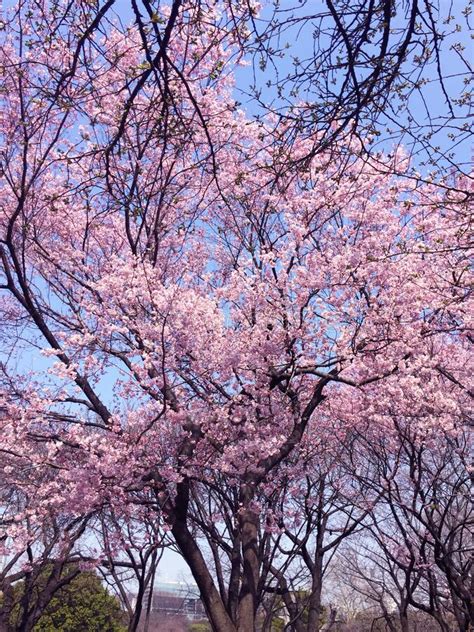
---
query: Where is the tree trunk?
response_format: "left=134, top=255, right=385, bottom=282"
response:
left=172, top=519, right=236, bottom=632
left=0, top=582, right=15, bottom=632
left=128, top=577, right=145, bottom=632
left=236, top=498, right=260, bottom=632
left=399, top=609, right=410, bottom=632
left=306, top=528, right=324, bottom=631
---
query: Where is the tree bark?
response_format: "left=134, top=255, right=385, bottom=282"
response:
left=170, top=475, right=236, bottom=632
left=172, top=519, right=237, bottom=632
left=236, top=492, right=260, bottom=632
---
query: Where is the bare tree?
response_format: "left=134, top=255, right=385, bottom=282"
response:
left=97, top=507, right=166, bottom=632
left=340, top=422, right=472, bottom=632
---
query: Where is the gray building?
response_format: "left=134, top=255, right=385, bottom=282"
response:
left=144, top=581, right=206, bottom=621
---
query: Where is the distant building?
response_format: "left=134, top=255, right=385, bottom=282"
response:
left=144, top=581, right=206, bottom=621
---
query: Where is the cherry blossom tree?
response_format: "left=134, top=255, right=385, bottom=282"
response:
left=239, top=0, right=473, bottom=183
left=0, top=2, right=472, bottom=631
left=248, top=426, right=381, bottom=632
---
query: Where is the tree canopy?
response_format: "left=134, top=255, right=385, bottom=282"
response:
left=0, top=2, right=472, bottom=632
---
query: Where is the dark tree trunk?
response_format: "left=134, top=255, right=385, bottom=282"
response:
left=236, top=491, right=260, bottom=632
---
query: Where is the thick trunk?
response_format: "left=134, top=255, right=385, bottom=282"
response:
left=306, top=576, right=322, bottom=631
left=399, top=610, right=410, bottom=632
left=236, top=503, right=260, bottom=632
left=172, top=519, right=236, bottom=632
left=306, top=532, right=324, bottom=631
left=168, top=430, right=237, bottom=632
left=165, top=472, right=236, bottom=632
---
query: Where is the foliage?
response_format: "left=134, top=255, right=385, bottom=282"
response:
left=188, top=622, right=212, bottom=632
left=8, top=570, right=126, bottom=632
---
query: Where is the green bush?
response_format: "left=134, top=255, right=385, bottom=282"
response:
left=8, top=568, right=126, bottom=632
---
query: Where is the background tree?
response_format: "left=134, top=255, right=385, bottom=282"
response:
left=6, top=568, right=126, bottom=632
left=337, top=422, right=472, bottom=632
left=97, top=507, right=166, bottom=632
left=257, top=428, right=379, bottom=632
left=0, top=503, right=91, bottom=632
